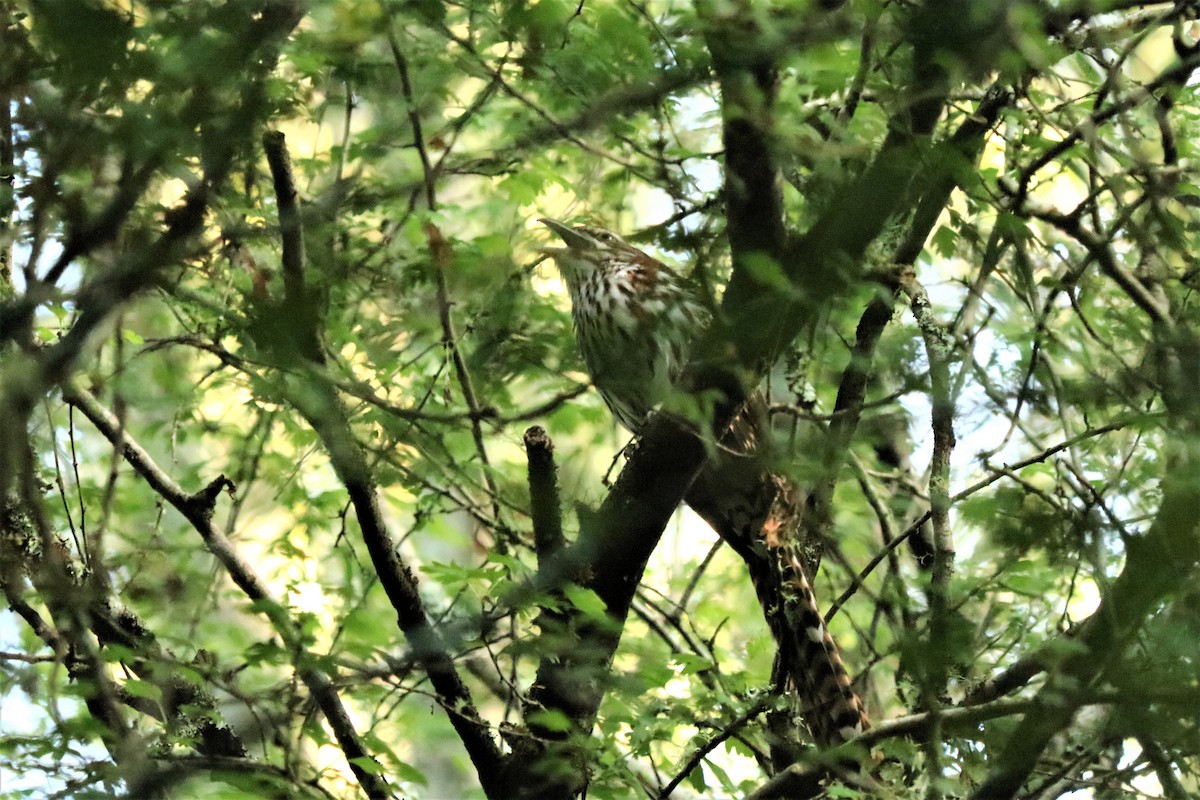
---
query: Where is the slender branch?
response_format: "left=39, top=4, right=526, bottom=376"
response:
left=1023, top=203, right=1174, bottom=329
left=837, top=14, right=876, bottom=125
left=971, top=421, right=1200, bottom=798
left=144, top=333, right=588, bottom=425
left=40, top=158, right=163, bottom=288
left=1014, top=46, right=1200, bottom=199
left=901, top=271, right=957, bottom=800
left=61, top=382, right=390, bottom=799
left=129, top=755, right=338, bottom=800
left=388, top=30, right=503, bottom=533
left=827, top=417, right=1142, bottom=619
left=260, top=125, right=505, bottom=795
left=425, top=222, right=504, bottom=531
left=659, top=695, right=771, bottom=799
left=0, top=650, right=59, bottom=663
left=678, top=538, right=724, bottom=614
left=1, top=0, right=305, bottom=397
left=960, top=617, right=1082, bottom=707
left=799, top=81, right=1010, bottom=566
left=434, top=22, right=662, bottom=176
left=747, top=698, right=1038, bottom=800
left=13, top=427, right=151, bottom=786
left=388, top=32, right=437, bottom=209
left=435, top=7, right=852, bottom=181
left=1137, top=735, right=1191, bottom=800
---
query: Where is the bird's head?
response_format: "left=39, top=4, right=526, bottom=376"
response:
left=539, top=218, right=659, bottom=285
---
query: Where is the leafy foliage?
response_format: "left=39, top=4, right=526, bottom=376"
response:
left=2, top=0, right=1200, bottom=798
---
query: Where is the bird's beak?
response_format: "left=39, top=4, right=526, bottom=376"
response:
left=539, top=217, right=595, bottom=251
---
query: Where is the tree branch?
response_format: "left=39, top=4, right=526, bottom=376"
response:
left=505, top=10, right=1020, bottom=797
left=900, top=271, right=957, bottom=800
left=0, top=0, right=306, bottom=509
left=61, top=382, right=391, bottom=800
left=262, top=130, right=307, bottom=306
left=260, top=128, right=505, bottom=795
left=524, top=426, right=565, bottom=563
left=747, top=697, right=1037, bottom=800
left=971, top=396, right=1200, bottom=797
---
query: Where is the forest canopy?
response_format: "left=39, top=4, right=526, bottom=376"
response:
left=2, top=0, right=1200, bottom=798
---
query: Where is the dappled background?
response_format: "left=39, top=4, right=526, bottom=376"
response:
left=2, top=1, right=1200, bottom=798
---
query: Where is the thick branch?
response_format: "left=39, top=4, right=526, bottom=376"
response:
left=708, top=12, right=786, bottom=277
left=262, top=130, right=307, bottom=305
left=291, top=375, right=505, bottom=794
left=510, top=15, right=1015, bottom=800
left=89, top=606, right=247, bottom=758
left=505, top=6, right=795, bottom=787
left=503, top=415, right=711, bottom=798
left=524, top=426, right=564, bottom=563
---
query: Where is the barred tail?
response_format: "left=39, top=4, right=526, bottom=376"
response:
left=686, top=465, right=869, bottom=748
left=774, top=544, right=870, bottom=744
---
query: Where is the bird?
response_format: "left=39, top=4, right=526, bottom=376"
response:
left=538, top=219, right=709, bottom=431
left=540, top=218, right=869, bottom=748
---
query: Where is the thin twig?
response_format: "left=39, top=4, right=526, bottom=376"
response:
left=747, top=698, right=1038, bottom=800
left=659, top=695, right=771, bottom=799
left=388, top=30, right=504, bottom=536
left=827, top=417, right=1142, bottom=619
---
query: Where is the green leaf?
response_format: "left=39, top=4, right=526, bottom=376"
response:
left=528, top=708, right=574, bottom=733
left=391, top=759, right=429, bottom=786
left=673, top=653, right=713, bottom=674
left=564, top=585, right=608, bottom=618
left=348, top=756, right=386, bottom=775
left=931, top=223, right=958, bottom=258
left=686, top=764, right=707, bottom=792
left=739, top=252, right=793, bottom=293
left=121, top=679, right=162, bottom=703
